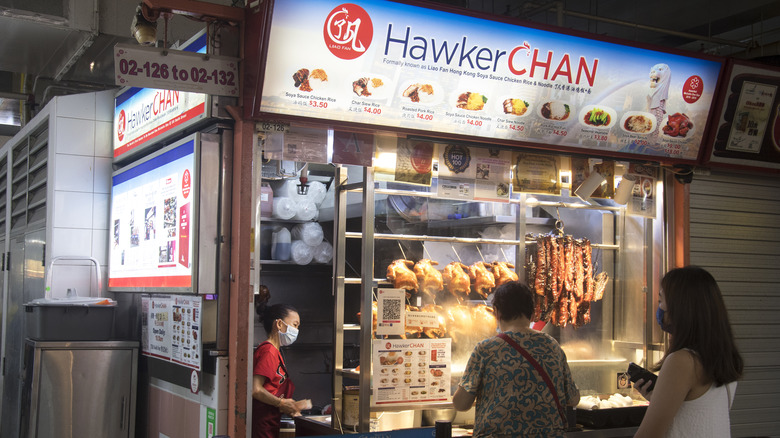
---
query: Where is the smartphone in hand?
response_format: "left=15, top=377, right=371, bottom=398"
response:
left=627, top=362, right=658, bottom=391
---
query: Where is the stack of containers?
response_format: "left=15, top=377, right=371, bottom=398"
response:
left=271, top=179, right=333, bottom=265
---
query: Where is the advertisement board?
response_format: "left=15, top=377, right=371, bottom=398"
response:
left=141, top=294, right=202, bottom=370
left=705, top=60, right=780, bottom=171
left=109, top=134, right=199, bottom=292
left=255, top=0, right=723, bottom=163
left=113, top=32, right=210, bottom=162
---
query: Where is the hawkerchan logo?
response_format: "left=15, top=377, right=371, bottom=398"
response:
left=323, top=3, right=373, bottom=60
left=117, top=109, right=126, bottom=142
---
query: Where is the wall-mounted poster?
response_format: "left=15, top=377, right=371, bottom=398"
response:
left=141, top=294, right=202, bottom=371
left=254, top=0, right=723, bottom=163
left=109, top=134, right=199, bottom=291
left=372, top=338, right=451, bottom=405
left=706, top=60, right=780, bottom=170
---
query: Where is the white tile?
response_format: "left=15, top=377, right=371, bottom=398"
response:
left=93, top=193, right=110, bottom=230
left=59, top=93, right=95, bottom=120
left=51, top=227, right=93, bottom=260
left=54, top=154, right=94, bottom=192
left=52, top=191, right=94, bottom=228
left=55, top=117, right=95, bottom=156
left=92, top=228, right=109, bottom=266
left=95, top=90, right=115, bottom=122
left=93, top=157, right=113, bottom=194
left=95, top=121, right=113, bottom=158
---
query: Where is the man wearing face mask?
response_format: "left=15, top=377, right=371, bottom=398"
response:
left=253, top=292, right=309, bottom=438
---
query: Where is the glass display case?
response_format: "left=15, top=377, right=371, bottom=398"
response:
left=329, top=140, right=666, bottom=433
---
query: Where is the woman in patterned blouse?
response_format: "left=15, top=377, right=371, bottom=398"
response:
left=453, top=281, right=580, bottom=437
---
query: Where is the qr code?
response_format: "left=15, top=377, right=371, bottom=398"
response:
left=382, top=299, right=402, bottom=321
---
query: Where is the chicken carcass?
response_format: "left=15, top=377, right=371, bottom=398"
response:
left=414, top=259, right=443, bottom=298
left=387, top=259, right=418, bottom=293
left=492, top=262, right=518, bottom=286
left=469, top=261, right=496, bottom=298
left=442, top=262, right=471, bottom=301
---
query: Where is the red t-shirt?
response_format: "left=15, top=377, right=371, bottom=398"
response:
left=253, top=341, right=290, bottom=396
left=252, top=342, right=294, bottom=438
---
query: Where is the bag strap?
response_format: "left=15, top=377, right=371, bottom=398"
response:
left=497, top=333, right=568, bottom=425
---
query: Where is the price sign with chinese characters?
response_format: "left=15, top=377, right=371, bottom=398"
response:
left=114, top=43, right=239, bottom=96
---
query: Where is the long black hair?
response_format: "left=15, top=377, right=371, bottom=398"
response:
left=658, top=266, right=743, bottom=385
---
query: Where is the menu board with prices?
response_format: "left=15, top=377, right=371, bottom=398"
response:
left=258, top=0, right=722, bottom=163
left=372, top=338, right=452, bottom=405
left=141, top=294, right=202, bottom=370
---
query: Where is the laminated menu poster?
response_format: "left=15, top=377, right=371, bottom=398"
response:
left=258, top=0, right=722, bottom=162
left=109, top=137, right=196, bottom=290
left=141, top=294, right=202, bottom=371
left=708, top=62, right=780, bottom=170
left=372, top=338, right=451, bottom=405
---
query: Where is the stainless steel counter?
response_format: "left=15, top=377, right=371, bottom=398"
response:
left=294, top=415, right=638, bottom=437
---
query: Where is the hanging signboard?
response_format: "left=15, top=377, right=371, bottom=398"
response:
left=113, top=32, right=211, bottom=163
left=114, top=44, right=239, bottom=96
left=705, top=60, right=780, bottom=171
left=252, top=0, right=723, bottom=163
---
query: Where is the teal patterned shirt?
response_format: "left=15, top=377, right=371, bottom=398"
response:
left=459, top=331, right=579, bottom=438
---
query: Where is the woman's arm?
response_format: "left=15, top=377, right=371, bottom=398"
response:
left=452, top=386, right=476, bottom=411
left=252, top=375, right=300, bottom=416
left=634, top=351, right=697, bottom=438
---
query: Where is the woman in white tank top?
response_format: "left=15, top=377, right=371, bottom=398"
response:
left=634, top=266, right=743, bottom=438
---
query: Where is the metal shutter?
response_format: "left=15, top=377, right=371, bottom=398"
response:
left=689, top=170, right=780, bottom=437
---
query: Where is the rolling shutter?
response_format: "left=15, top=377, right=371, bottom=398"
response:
left=689, top=170, right=780, bottom=437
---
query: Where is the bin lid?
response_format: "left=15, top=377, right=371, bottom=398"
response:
left=25, top=297, right=117, bottom=307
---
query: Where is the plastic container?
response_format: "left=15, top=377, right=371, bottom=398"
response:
left=271, top=227, right=291, bottom=261
left=313, top=241, right=333, bottom=264
left=259, top=182, right=274, bottom=217
left=24, top=256, right=117, bottom=341
left=272, top=197, right=296, bottom=220
left=294, top=199, right=318, bottom=221
left=291, top=240, right=314, bottom=265
left=291, top=222, right=324, bottom=247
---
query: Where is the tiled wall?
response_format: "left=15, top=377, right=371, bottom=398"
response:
left=46, top=90, right=114, bottom=298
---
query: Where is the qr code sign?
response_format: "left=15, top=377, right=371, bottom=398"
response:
left=382, top=299, right=402, bottom=321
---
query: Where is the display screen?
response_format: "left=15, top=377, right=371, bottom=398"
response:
left=113, top=33, right=209, bottom=161
left=259, top=0, right=723, bottom=162
left=109, top=135, right=198, bottom=291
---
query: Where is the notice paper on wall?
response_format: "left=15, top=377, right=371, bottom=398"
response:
left=372, top=338, right=451, bottom=405
left=141, top=294, right=202, bottom=371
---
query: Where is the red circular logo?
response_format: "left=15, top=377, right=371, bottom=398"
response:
left=182, top=169, right=191, bottom=199
left=385, top=342, right=391, bottom=349
left=682, top=75, right=703, bottom=104
left=323, top=4, right=373, bottom=60
left=117, top=109, right=126, bottom=142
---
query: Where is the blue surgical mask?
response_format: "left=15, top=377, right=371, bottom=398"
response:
left=656, top=307, right=671, bottom=333
left=279, top=320, right=299, bottom=346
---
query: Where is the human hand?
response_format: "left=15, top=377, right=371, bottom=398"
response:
left=634, top=378, right=654, bottom=401
left=278, top=398, right=300, bottom=416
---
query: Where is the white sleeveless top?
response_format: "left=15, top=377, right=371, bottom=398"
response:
left=666, top=380, right=737, bottom=438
